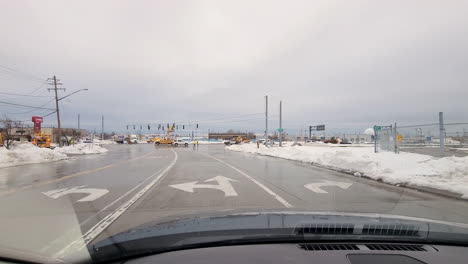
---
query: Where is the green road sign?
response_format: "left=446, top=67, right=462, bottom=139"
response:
left=278, top=128, right=284, bottom=132
left=374, top=126, right=382, bottom=131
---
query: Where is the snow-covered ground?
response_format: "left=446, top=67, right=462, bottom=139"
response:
left=227, top=143, right=468, bottom=198
left=54, top=143, right=109, bottom=155
left=0, top=141, right=110, bottom=168
left=0, top=143, right=68, bottom=168
left=92, top=139, right=116, bottom=145
left=191, top=140, right=224, bottom=145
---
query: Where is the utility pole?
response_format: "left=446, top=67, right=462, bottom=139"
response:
left=48, top=76, right=65, bottom=146
left=78, top=113, right=80, bottom=129
left=374, top=125, right=377, bottom=153
left=279, top=100, right=282, bottom=147
left=439, top=112, right=445, bottom=154
left=101, top=115, right=104, bottom=140
left=394, top=122, right=399, bottom=154
left=265, top=95, right=268, bottom=144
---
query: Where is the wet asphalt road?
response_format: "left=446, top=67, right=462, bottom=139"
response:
left=1, top=143, right=468, bottom=258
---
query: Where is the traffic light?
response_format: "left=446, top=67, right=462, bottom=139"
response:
left=133, top=125, right=135, bottom=130
left=183, top=125, right=185, bottom=129
left=140, top=125, right=142, bottom=130
left=196, top=124, right=199, bottom=128
left=126, top=125, right=128, bottom=130
left=148, top=125, right=150, bottom=130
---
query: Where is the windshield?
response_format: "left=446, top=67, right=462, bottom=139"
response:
left=1, top=0, right=468, bottom=263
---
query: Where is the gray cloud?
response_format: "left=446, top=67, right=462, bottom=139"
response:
left=1, top=0, right=467, bottom=134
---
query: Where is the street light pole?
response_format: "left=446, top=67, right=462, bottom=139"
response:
left=49, top=86, right=88, bottom=146
left=101, top=115, right=104, bottom=140
left=58, top=89, right=88, bottom=101
left=279, top=100, right=282, bottom=147
left=48, top=76, right=65, bottom=146
left=265, top=95, right=268, bottom=144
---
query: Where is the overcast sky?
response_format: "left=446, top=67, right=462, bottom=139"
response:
left=1, top=0, right=468, bottom=135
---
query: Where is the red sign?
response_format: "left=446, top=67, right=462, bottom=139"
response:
left=32, top=116, right=43, bottom=134
left=32, top=116, right=43, bottom=123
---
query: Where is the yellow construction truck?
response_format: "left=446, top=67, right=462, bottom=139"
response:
left=154, top=137, right=174, bottom=145
left=31, top=116, right=51, bottom=148
left=32, top=134, right=51, bottom=148
left=224, top=136, right=245, bottom=145
left=154, top=125, right=175, bottom=145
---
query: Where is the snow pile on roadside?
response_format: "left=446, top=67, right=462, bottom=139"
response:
left=192, top=140, right=224, bottom=145
left=0, top=143, right=67, bottom=168
left=93, top=139, right=116, bottom=145
left=226, top=144, right=468, bottom=198
left=54, top=143, right=108, bottom=155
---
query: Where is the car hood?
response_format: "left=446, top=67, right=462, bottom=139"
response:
left=89, top=211, right=468, bottom=262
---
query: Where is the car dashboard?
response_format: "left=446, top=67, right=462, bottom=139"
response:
left=119, top=243, right=468, bottom=264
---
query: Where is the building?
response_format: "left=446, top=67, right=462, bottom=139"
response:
left=9, top=127, right=34, bottom=142
left=208, top=133, right=255, bottom=140
left=10, top=127, right=87, bottom=143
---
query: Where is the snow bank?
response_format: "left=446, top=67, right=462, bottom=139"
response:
left=191, top=140, right=224, bottom=145
left=0, top=143, right=67, bottom=168
left=226, top=144, right=468, bottom=198
left=54, top=143, right=108, bottom=155
left=93, top=139, right=116, bottom=145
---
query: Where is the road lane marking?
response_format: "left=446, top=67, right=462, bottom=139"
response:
left=170, top=176, right=239, bottom=197
left=0, top=150, right=157, bottom=197
left=206, top=154, right=293, bottom=208
left=79, top=168, right=163, bottom=226
left=304, top=180, right=352, bottom=194
left=39, top=168, right=164, bottom=254
left=54, top=149, right=178, bottom=258
left=42, top=186, right=109, bottom=202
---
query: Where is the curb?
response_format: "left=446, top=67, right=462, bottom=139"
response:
left=227, top=148, right=466, bottom=201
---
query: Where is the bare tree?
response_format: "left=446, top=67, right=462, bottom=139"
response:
left=0, top=116, right=22, bottom=149
left=62, top=129, right=82, bottom=146
left=452, top=136, right=467, bottom=146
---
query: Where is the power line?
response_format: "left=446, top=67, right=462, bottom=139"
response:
left=0, top=100, right=55, bottom=110
left=186, top=113, right=264, bottom=124
left=29, top=83, right=47, bottom=95
left=148, top=113, right=264, bottom=126
left=445, top=122, right=468, bottom=126
left=397, top=123, right=438, bottom=129
left=0, top=69, right=47, bottom=83
left=7, top=98, right=55, bottom=115
left=0, top=64, right=46, bottom=82
left=0, top=91, right=53, bottom=97
left=42, top=110, right=57, bottom=118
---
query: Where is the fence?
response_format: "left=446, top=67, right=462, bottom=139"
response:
left=374, top=125, right=397, bottom=153
left=375, top=112, right=468, bottom=156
